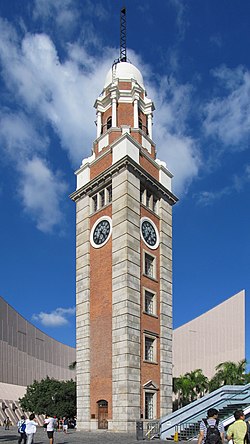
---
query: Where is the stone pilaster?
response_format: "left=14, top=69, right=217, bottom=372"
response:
left=159, top=199, right=173, bottom=417
left=76, top=196, right=91, bottom=430
left=110, top=168, right=141, bottom=432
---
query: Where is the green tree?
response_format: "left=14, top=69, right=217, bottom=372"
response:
left=173, top=374, right=192, bottom=409
left=209, top=360, right=247, bottom=391
left=173, top=361, right=250, bottom=410
left=19, top=377, right=76, bottom=418
left=208, top=372, right=223, bottom=392
left=186, top=369, right=209, bottom=400
left=244, top=372, right=250, bottom=384
left=173, top=369, right=209, bottom=409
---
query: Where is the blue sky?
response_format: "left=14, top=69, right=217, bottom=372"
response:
left=0, top=0, right=249, bottom=370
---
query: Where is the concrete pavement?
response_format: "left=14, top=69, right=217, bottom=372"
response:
left=0, top=426, right=169, bottom=443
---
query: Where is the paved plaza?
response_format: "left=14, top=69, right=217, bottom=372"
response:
left=0, top=426, right=171, bottom=444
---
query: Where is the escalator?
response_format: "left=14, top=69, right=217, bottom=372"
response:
left=160, top=384, right=250, bottom=440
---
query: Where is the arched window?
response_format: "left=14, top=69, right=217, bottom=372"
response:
left=107, top=116, right=112, bottom=130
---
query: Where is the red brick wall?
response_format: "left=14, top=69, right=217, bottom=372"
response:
left=140, top=154, right=159, bottom=180
left=130, top=131, right=142, bottom=145
left=118, top=81, right=131, bottom=90
left=89, top=205, right=113, bottom=419
left=109, top=130, right=122, bottom=145
left=90, top=152, right=112, bottom=180
left=117, top=103, right=134, bottom=128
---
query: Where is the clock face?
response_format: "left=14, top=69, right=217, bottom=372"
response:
left=90, top=216, right=112, bottom=248
left=140, top=217, right=159, bottom=249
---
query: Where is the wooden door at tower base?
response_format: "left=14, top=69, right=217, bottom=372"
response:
left=97, top=400, right=108, bottom=429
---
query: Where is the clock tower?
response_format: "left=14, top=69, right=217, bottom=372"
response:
left=71, top=42, right=178, bottom=432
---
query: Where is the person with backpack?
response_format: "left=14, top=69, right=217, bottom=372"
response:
left=17, top=415, right=27, bottom=444
left=198, top=408, right=225, bottom=444
left=227, top=410, right=247, bottom=444
left=25, top=413, right=38, bottom=444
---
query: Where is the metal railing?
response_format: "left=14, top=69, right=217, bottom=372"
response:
left=160, top=384, right=250, bottom=440
left=145, top=420, right=160, bottom=440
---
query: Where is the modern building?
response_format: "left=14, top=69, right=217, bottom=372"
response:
left=0, top=295, right=76, bottom=424
left=0, top=296, right=76, bottom=387
left=172, top=290, right=245, bottom=378
left=70, top=57, right=177, bottom=431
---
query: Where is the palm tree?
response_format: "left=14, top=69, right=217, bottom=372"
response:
left=173, top=369, right=208, bottom=408
left=244, top=372, right=250, bottom=384
left=209, top=359, right=247, bottom=390
left=209, top=372, right=223, bottom=392
left=173, top=361, right=250, bottom=410
left=185, top=369, right=209, bottom=400
left=173, top=375, right=193, bottom=408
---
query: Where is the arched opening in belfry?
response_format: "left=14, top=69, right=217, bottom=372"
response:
left=107, top=116, right=112, bottom=130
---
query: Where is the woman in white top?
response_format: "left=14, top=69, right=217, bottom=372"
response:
left=25, top=413, right=38, bottom=444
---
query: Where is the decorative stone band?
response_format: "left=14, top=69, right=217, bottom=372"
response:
left=70, top=155, right=178, bottom=206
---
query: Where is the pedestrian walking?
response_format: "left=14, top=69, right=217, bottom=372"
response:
left=17, top=415, right=27, bottom=444
left=44, top=415, right=57, bottom=444
left=25, top=413, right=38, bottom=444
left=62, top=417, right=68, bottom=434
left=4, top=417, right=10, bottom=430
left=227, top=410, right=247, bottom=444
left=198, top=408, right=224, bottom=444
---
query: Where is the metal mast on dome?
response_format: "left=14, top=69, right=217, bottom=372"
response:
left=112, top=7, right=127, bottom=76
left=120, top=7, right=127, bottom=62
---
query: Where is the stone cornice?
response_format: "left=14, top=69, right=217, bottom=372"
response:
left=70, top=154, right=178, bottom=206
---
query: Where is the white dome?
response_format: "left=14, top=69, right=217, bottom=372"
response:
left=104, top=61, right=144, bottom=89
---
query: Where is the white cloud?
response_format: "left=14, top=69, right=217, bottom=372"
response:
left=33, top=0, right=108, bottom=48
left=20, top=157, right=67, bottom=233
left=0, top=111, right=47, bottom=159
left=210, top=34, right=223, bottom=48
left=145, top=74, right=201, bottom=195
left=196, top=164, right=250, bottom=206
left=196, top=187, right=231, bottom=206
left=33, top=0, right=78, bottom=32
left=203, top=65, right=250, bottom=149
left=0, top=18, right=113, bottom=232
left=197, top=64, right=250, bottom=204
left=0, top=112, right=66, bottom=233
left=0, top=14, right=201, bottom=222
left=124, top=53, right=201, bottom=197
left=32, top=306, right=76, bottom=327
left=169, top=0, right=189, bottom=40
left=0, top=21, right=113, bottom=163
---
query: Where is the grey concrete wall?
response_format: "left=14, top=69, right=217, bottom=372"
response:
left=0, top=296, right=76, bottom=386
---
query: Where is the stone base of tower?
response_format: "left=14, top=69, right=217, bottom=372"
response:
left=108, top=420, right=136, bottom=433
left=75, top=421, right=91, bottom=431
left=76, top=420, right=104, bottom=431
left=76, top=419, right=137, bottom=433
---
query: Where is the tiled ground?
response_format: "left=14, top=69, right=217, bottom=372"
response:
left=0, top=426, right=169, bottom=444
